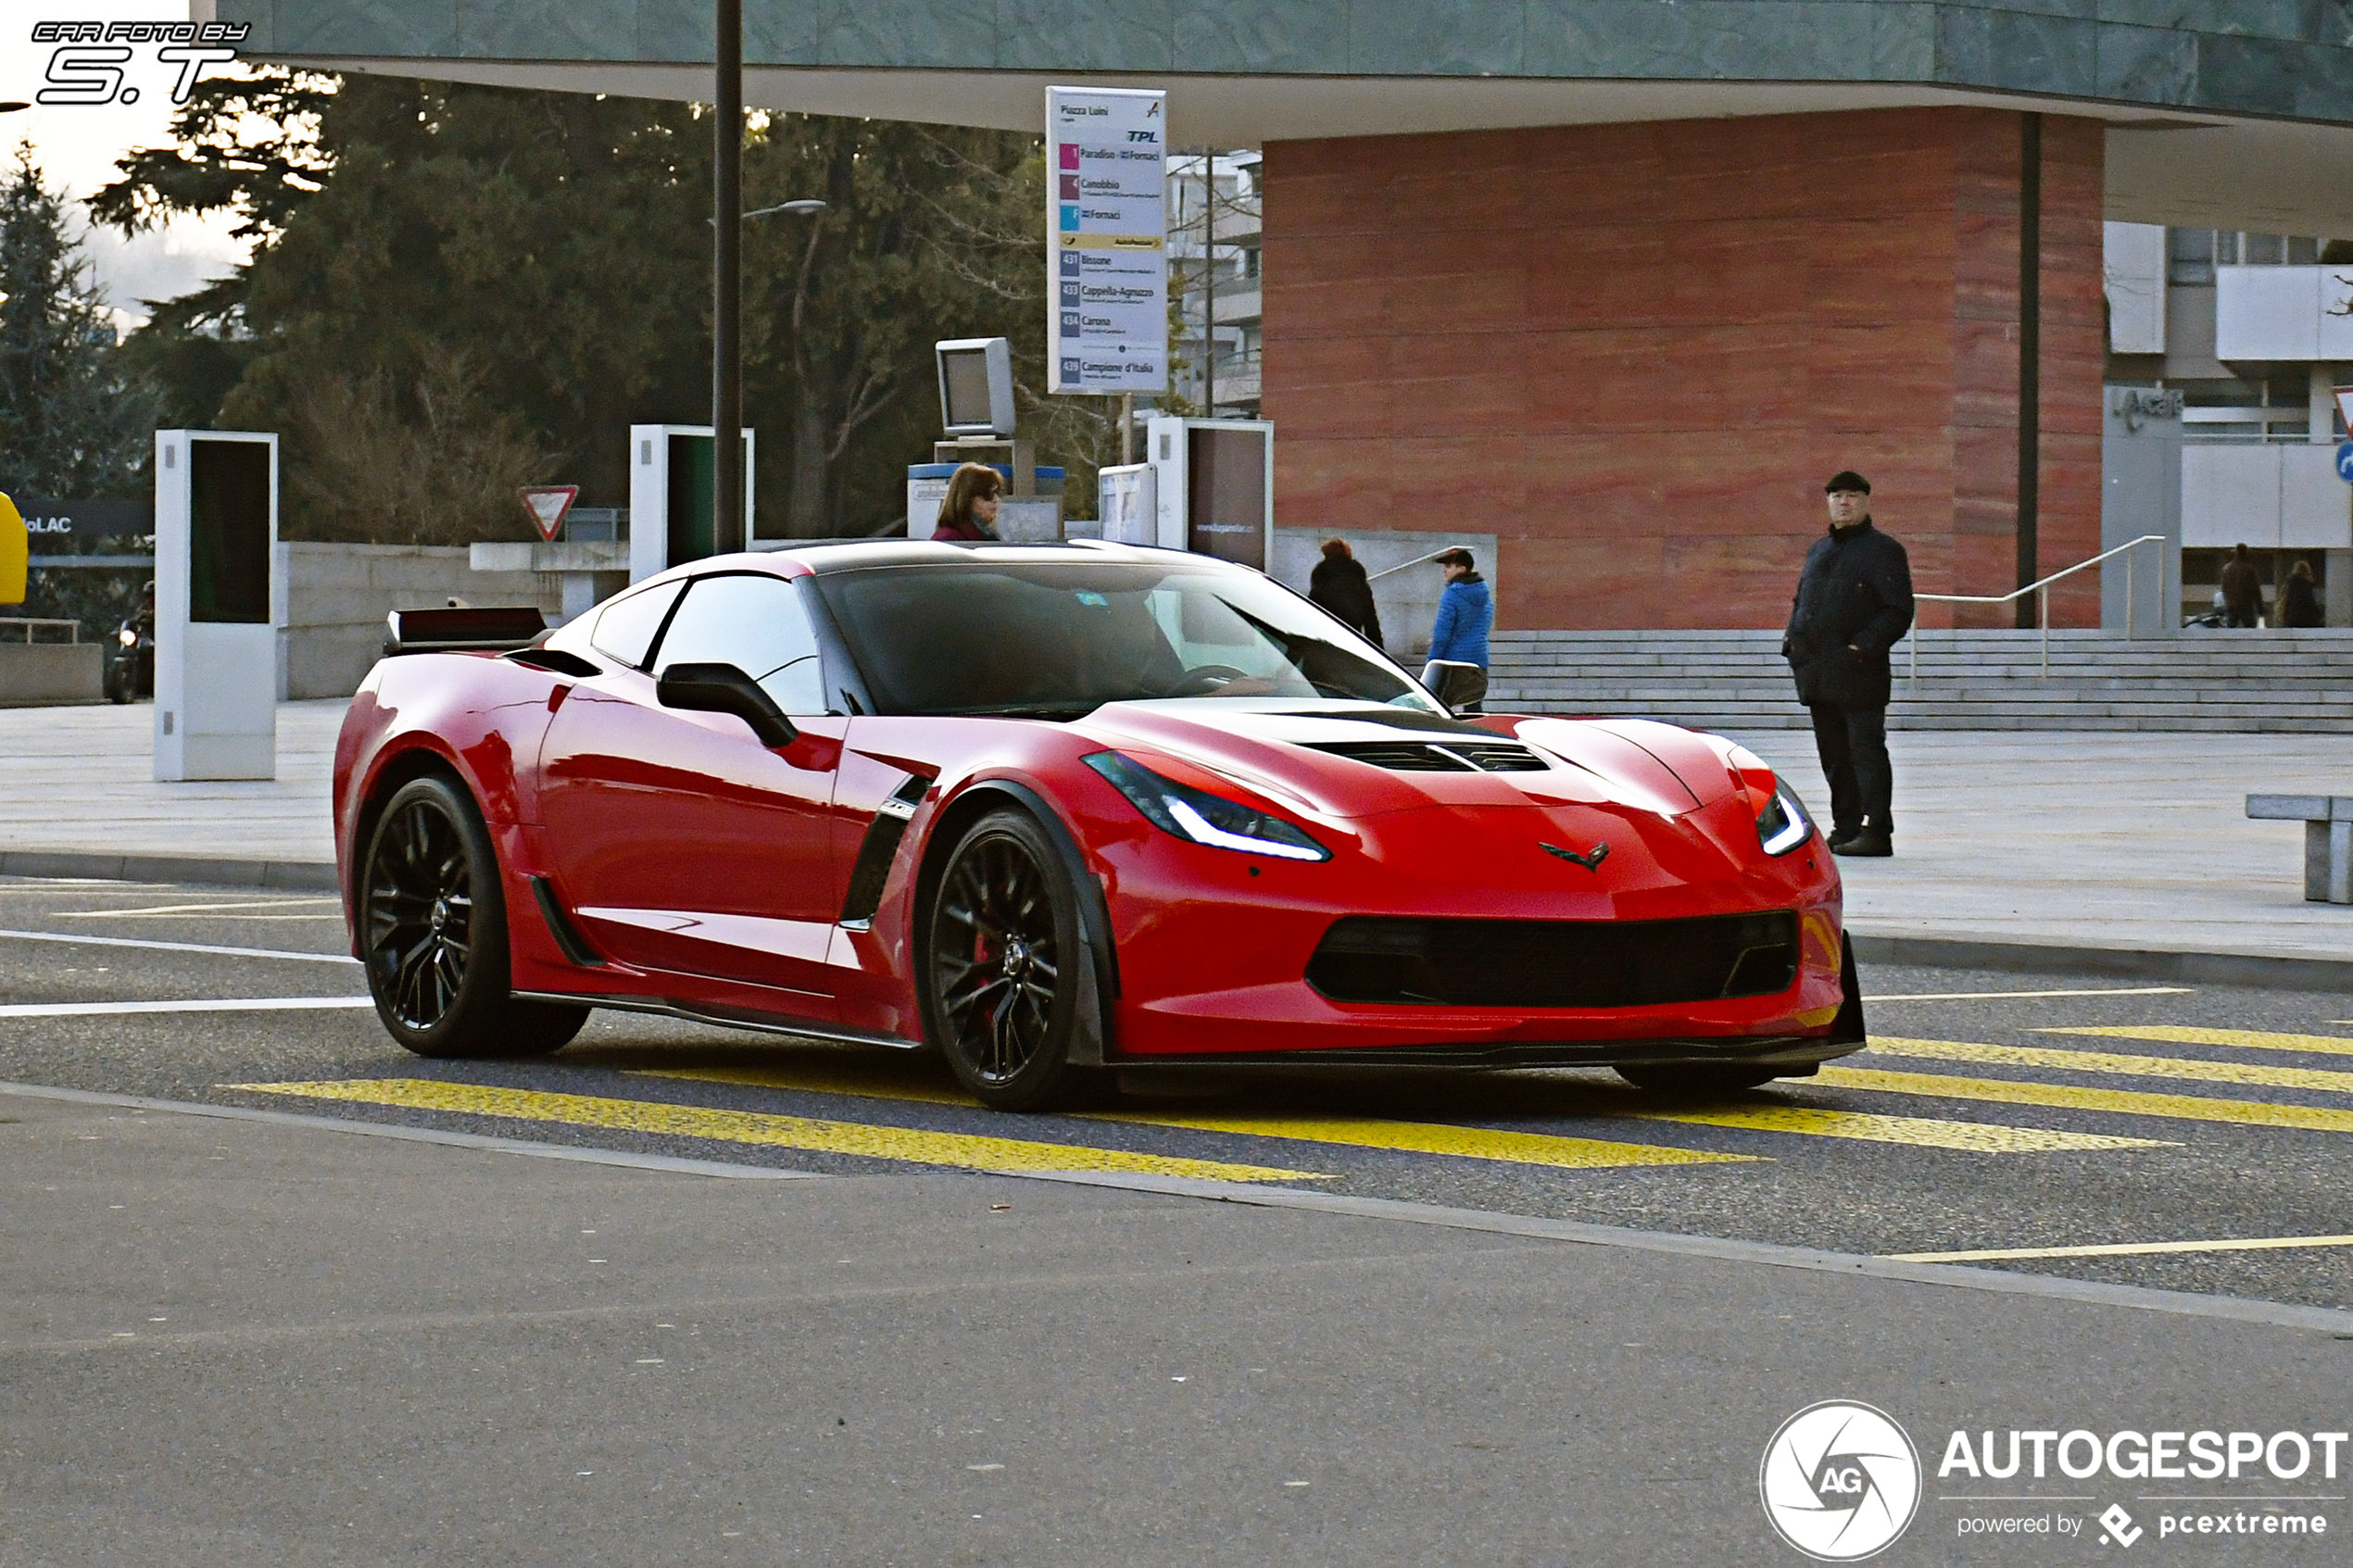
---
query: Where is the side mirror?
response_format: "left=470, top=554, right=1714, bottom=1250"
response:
left=1422, top=659, right=1488, bottom=714
left=656, top=661, right=799, bottom=747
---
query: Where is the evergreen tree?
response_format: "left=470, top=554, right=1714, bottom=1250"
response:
left=0, top=145, right=155, bottom=498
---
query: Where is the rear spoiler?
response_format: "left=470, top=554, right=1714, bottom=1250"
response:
left=384, top=606, right=547, bottom=656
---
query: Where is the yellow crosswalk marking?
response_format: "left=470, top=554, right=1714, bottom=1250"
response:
left=233, top=1078, right=1325, bottom=1181
left=1624, top=1103, right=2168, bottom=1153
left=1875, top=1036, right=2353, bottom=1096
left=2044, top=1025, right=2353, bottom=1058
left=640, top=1064, right=1749, bottom=1170
left=1818, top=1064, right=2353, bottom=1134
left=1100, top=1110, right=1752, bottom=1169
left=647, top=1061, right=2153, bottom=1160
left=1886, top=1234, right=2353, bottom=1264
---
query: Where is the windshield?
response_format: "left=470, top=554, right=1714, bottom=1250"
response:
left=812, top=559, right=1442, bottom=718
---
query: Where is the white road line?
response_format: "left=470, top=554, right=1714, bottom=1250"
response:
left=0, top=928, right=359, bottom=965
left=1869, top=985, right=2196, bottom=1002
left=57, top=897, right=342, bottom=917
left=1888, top=1234, right=2353, bottom=1264
left=0, top=997, right=373, bottom=1019
left=1865, top=986, right=2196, bottom=1002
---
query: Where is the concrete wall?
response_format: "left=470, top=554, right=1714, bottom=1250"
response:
left=1260, top=107, right=2107, bottom=632
left=0, top=644, right=102, bottom=708
left=284, top=544, right=563, bottom=700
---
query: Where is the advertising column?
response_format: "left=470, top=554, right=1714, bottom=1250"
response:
left=1046, top=86, right=1166, bottom=396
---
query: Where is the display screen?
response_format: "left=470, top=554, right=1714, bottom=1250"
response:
left=1186, top=427, right=1267, bottom=571
left=940, top=349, right=994, bottom=429
left=666, top=433, right=715, bottom=564
left=188, top=439, right=269, bottom=623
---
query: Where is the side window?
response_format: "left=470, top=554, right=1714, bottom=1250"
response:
left=588, top=581, right=684, bottom=670
left=653, top=572, right=827, bottom=715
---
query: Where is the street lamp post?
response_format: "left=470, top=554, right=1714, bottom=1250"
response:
left=713, top=0, right=744, bottom=556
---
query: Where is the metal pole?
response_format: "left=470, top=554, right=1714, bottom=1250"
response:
left=1120, top=393, right=1134, bottom=466
left=1909, top=626, right=1918, bottom=684
left=2015, top=111, right=2042, bottom=630
left=1202, top=154, right=1215, bottom=417
left=712, top=0, right=743, bottom=555
left=2126, top=548, right=2136, bottom=640
left=2039, top=584, right=2049, bottom=677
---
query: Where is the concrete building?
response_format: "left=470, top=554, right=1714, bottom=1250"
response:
left=1166, top=152, right=1263, bottom=420
left=219, top=0, right=2353, bottom=633
left=2104, top=222, right=2353, bottom=625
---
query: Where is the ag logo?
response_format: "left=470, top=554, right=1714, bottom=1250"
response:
left=1759, top=1400, right=1921, bottom=1561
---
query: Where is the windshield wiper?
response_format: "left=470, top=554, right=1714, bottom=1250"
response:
left=928, top=700, right=1107, bottom=721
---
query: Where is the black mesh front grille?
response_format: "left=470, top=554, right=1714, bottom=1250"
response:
left=1306, top=911, right=1800, bottom=1008
left=1307, top=740, right=1551, bottom=773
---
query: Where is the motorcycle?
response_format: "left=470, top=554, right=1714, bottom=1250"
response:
left=105, top=607, right=154, bottom=704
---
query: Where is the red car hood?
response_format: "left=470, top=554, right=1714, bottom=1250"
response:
left=1072, top=701, right=1732, bottom=822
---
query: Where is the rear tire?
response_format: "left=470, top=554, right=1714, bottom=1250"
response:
left=359, top=774, right=588, bottom=1059
left=1615, top=1062, right=1781, bottom=1095
left=922, top=808, right=1097, bottom=1111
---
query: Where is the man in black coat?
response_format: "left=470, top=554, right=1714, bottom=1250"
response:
left=1308, top=538, right=1385, bottom=648
left=1782, top=470, right=1914, bottom=858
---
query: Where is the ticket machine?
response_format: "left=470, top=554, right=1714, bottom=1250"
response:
left=154, top=430, right=277, bottom=781
left=628, top=424, right=756, bottom=583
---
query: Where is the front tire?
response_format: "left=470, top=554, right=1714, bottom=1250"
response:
left=923, top=808, right=1093, bottom=1111
left=1615, top=1062, right=1782, bottom=1096
left=359, top=774, right=587, bottom=1059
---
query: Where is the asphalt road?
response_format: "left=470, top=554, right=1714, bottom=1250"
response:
left=5, top=874, right=2352, bottom=1565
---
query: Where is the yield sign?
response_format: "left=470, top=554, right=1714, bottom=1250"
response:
left=519, top=484, right=578, bottom=543
left=2336, top=386, right=2353, bottom=440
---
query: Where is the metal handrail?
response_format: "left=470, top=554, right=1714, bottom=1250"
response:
left=1909, top=533, right=2166, bottom=682
left=0, top=617, right=80, bottom=644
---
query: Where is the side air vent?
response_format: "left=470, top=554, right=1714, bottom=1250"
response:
left=1306, top=740, right=1551, bottom=773
left=839, top=771, right=934, bottom=927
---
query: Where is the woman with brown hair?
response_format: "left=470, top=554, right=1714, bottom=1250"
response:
left=932, top=462, right=1003, bottom=543
left=1307, top=537, right=1384, bottom=648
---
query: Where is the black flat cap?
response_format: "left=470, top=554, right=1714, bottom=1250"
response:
left=1824, top=470, right=1871, bottom=495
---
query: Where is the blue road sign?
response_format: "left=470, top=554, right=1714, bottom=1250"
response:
left=2338, top=441, right=2353, bottom=483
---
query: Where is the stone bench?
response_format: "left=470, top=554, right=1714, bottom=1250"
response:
left=2246, top=796, right=2353, bottom=904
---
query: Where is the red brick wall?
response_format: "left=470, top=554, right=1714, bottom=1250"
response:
left=1260, top=108, right=2107, bottom=632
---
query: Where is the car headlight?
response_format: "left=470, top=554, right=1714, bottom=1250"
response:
left=1083, top=751, right=1330, bottom=862
left=1755, top=782, right=1814, bottom=856
left=117, top=626, right=138, bottom=647
left=1725, top=744, right=1813, bottom=857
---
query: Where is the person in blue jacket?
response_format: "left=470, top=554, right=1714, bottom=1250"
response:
left=1428, top=547, right=1491, bottom=664
left=1423, top=546, right=1492, bottom=709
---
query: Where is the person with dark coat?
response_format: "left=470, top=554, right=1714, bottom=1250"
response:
left=2281, top=558, right=2324, bottom=628
left=1783, top=470, right=1915, bottom=858
left=931, top=462, right=1002, bottom=543
left=2220, top=543, right=2264, bottom=628
left=1307, top=538, right=1384, bottom=647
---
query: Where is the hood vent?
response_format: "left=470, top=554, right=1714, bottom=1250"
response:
left=1306, top=740, right=1551, bottom=773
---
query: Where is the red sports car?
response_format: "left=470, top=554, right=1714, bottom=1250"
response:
left=333, top=542, right=1863, bottom=1110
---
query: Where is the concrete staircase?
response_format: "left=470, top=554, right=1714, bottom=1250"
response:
left=1485, top=629, right=2353, bottom=732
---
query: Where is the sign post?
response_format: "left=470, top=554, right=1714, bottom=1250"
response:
left=1046, top=86, right=1167, bottom=398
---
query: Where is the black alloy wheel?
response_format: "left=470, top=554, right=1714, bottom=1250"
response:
left=925, top=809, right=1090, bottom=1110
left=359, top=774, right=587, bottom=1059
left=1614, top=1061, right=1783, bottom=1096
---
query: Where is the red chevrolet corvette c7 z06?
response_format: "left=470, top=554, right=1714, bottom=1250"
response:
left=333, top=541, right=1863, bottom=1109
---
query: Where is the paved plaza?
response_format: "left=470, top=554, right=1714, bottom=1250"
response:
left=1, top=700, right=2346, bottom=968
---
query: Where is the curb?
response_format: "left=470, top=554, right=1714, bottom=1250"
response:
left=0, top=850, right=340, bottom=892
left=5, top=852, right=2348, bottom=990
left=1846, top=931, right=2353, bottom=993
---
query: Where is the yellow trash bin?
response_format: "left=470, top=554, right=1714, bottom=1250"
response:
left=0, top=491, right=26, bottom=608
